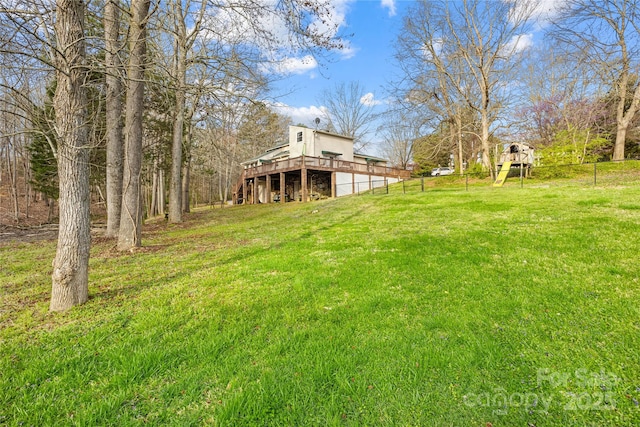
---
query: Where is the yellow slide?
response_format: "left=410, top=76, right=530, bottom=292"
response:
left=493, top=161, right=512, bottom=187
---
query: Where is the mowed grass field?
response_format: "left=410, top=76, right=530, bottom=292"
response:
left=1, top=180, right=640, bottom=425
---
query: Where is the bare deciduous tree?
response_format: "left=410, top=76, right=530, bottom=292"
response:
left=553, top=0, right=640, bottom=160
left=395, top=2, right=475, bottom=175
left=396, top=0, right=535, bottom=176
left=379, top=109, right=419, bottom=170
left=318, top=81, right=378, bottom=151
left=118, top=0, right=151, bottom=251
left=163, top=0, right=207, bottom=223
left=50, top=0, right=91, bottom=311
left=157, top=0, right=347, bottom=221
left=518, top=43, right=613, bottom=152
left=104, top=0, right=124, bottom=237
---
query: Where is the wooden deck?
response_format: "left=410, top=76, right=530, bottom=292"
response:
left=234, top=155, right=411, bottom=204
left=242, top=156, right=411, bottom=179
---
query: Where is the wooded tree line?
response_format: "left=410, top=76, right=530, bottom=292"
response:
left=383, top=0, right=640, bottom=176
left=0, top=0, right=344, bottom=310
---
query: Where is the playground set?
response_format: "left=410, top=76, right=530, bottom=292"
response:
left=493, top=143, right=535, bottom=187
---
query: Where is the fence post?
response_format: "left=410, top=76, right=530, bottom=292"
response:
left=357, top=182, right=360, bottom=195
left=402, top=180, right=405, bottom=194
left=520, top=162, right=524, bottom=188
left=421, top=176, right=424, bottom=192
left=465, top=174, right=469, bottom=191
left=594, top=162, right=597, bottom=186
left=386, top=179, right=389, bottom=194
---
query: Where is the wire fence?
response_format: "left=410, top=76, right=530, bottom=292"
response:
left=339, top=160, right=640, bottom=196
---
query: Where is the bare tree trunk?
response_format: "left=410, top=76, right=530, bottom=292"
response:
left=182, top=121, right=193, bottom=213
left=218, top=176, right=222, bottom=202
left=7, top=141, right=19, bottom=221
left=182, top=156, right=190, bottom=213
left=169, top=86, right=184, bottom=221
left=613, top=126, right=628, bottom=161
left=22, top=144, right=32, bottom=219
left=2, top=88, right=20, bottom=222
left=613, top=77, right=640, bottom=160
left=168, top=10, right=186, bottom=223
left=223, top=161, right=230, bottom=202
left=456, top=113, right=464, bottom=175
left=50, top=0, right=91, bottom=312
left=481, top=109, right=492, bottom=178
left=0, top=144, right=4, bottom=184
left=447, top=118, right=456, bottom=172
left=158, top=167, right=165, bottom=216
left=150, top=155, right=158, bottom=216
left=47, top=197, right=55, bottom=223
left=118, top=0, right=151, bottom=251
left=104, top=0, right=124, bottom=237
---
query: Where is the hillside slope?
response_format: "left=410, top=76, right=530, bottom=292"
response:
left=2, top=185, right=640, bottom=425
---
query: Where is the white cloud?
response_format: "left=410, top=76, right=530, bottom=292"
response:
left=381, top=0, right=396, bottom=17
left=270, top=102, right=328, bottom=126
left=203, top=0, right=354, bottom=76
left=504, top=33, right=534, bottom=54
left=313, top=0, right=358, bottom=61
left=339, top=44, right=358, bottom=60
left=508, top=0, right=568, bottom=28
left=310, top=0, right=353, bottom=39
left=360, top=92, right=383, bottom=107
left=269, top=55, right=318, bottom=75
left=531, top=0, right=567, bottom=22
left=257, top=0, right=357, bottom=76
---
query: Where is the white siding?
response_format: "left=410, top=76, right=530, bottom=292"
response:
left=353, top=174, right=371, bottom=193
left=315, top=133, right=354, bottom=161
left=371, top=178, right=386, bottom=189
left=353, top=156, right=367, bottom=165
left=335, top=172, right=353, bottom=197
left=353, top=154, right=388, bottom=167
left=288, top=126, right=355, bottom=161
left=287, top=127, right=311, bottom=157
left=334, top=173, right=401, bottom=198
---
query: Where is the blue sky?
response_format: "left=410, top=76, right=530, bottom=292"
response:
left=267, top=0, right=565, bottom=152
left=270, top=0, right=410, bottom=129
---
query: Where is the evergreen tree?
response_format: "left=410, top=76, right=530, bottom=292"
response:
left=28, top=84, right=59, bottom=200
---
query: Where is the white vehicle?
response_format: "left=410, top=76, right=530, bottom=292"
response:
left=431, top=167, right=454, bottom=176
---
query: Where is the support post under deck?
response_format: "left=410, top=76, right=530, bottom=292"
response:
left=266, top=175, right=271, bottom=203
left=301, top=157, right=308, bottom=202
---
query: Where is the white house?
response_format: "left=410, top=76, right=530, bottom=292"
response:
left=234, top=126, right=410, bottom=204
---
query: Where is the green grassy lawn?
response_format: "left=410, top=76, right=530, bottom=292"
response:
left=391, top=160, right=640, bottom=193
left=2, top=181, right=640, bottom=425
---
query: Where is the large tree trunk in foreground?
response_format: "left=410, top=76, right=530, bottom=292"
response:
left=104, top=0, right=124, bottom=237
left=118, top=0, right=150, bottom=251
left=168, top=1, right=187, bottom=223
left=50, top=0, right=91, bottom=312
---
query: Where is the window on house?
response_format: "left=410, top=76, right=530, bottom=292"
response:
left=297, top=131, right=303, bottom=142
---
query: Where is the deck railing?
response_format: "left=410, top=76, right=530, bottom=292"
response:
left=242, top=156, right=411, bottom=179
